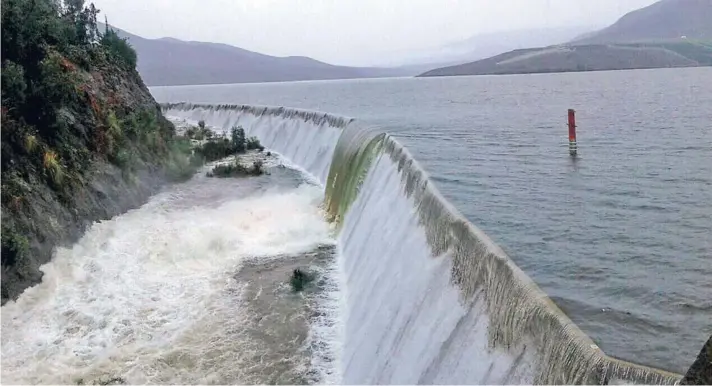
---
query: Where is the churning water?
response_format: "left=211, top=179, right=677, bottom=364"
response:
left=1, top=160, right=341, bottom=384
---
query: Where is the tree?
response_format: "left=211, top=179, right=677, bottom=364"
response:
left=100, top=19, right=137, bottom=68
left=231, top=126, right=246, bottom=153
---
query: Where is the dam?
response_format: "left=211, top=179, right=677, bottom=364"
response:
left=158, top=103, right=684, bottom=384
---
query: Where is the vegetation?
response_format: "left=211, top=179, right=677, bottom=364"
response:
left=0, top=0, right=196, bottom=297
left=207, top=160, right=264, bottom=178
left=1, top=0, right=179, bottom=197
left=190, top=124, right=264, bottom=163
left=184, top=120, right=213, bottom=141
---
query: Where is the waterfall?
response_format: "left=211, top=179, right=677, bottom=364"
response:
left=162, top=103, right=681, bottom=385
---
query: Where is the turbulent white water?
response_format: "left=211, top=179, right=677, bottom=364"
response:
left=1, top=171, right=334, bottom=384
left=2, top=103, right=683, bottom=385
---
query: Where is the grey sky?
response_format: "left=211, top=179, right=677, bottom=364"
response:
left=91, top=0, right=658, bottom=66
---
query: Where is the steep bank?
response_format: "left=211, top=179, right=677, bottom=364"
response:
left=1, top=0, right=192, bottom=303
left=162, top=103, right=685, bottom=384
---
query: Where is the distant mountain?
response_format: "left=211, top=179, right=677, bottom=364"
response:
left=419, top=0, right=712, bottom=78
left=418, top=41, right=712, bottom=77
left=105, top=25, right=405, bottom=86
left=377, top=26, right=595, bottom=71
left=573, top=0, right=712, bottom=44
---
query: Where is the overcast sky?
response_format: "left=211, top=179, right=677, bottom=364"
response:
left=90, top=0, right=658, bottom=66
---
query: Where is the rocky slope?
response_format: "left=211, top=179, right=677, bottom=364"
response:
left=1, top=0, right=196, bottom=303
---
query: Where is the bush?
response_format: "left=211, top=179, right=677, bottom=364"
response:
left=1, top=61, right=27, bottom=108
left=1, top=227, right=29, bottom=268
left=206, top=158, right=264, bottom=178
left=245, top=136, right=264, bottom=152
left=195, top=138, right=235, bottom=162
left=164, top=138, right=200, bottom=181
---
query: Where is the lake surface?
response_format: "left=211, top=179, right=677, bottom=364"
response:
left=151, top=68, right=712, bottom=374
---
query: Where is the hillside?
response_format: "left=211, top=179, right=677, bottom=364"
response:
left=1, top=0, right=197, bottom=303
left=419, top=0, right=712, bottom=78
left=573, top=0, right=712, bottom=44
left=376, top=26, right=595, bottom=73
left=109, top=26, right=404, bottom=86
left=418, top=42, right=712, bottom=77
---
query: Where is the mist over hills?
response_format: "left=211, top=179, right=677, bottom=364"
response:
left=419, top=0, right=712, bottom=78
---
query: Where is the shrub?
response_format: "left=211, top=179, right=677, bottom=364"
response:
left=43, top=149, right=64, bottom=185
left=1, top=227, right=30, bottom=268
left=206, top=158, right=264, bottom=178
left=1, top=61, right=27, bottom=108
left=245, top=136, right=264, bottom=152
left=185, top=126, right=197, bottom=139
left=195, top=138, right=235, bottom=162
left=107, top=111, right=121, bottom=138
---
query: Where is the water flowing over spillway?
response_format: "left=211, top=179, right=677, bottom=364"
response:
left=161, top=103, right=683, bottom=385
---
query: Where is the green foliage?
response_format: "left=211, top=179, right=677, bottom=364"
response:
left=184, top=123, right=214, bottom=141
left=194, top=138, right=234, bottom=162
left=1, top=226, right=30, bottom=268
left=1, top=61, right=27, bottom=108
left=206, top=159, right=264, bottom=178
left=100, top=27, right=137, bottom=69
left=163, top=138, right=201, bottom=182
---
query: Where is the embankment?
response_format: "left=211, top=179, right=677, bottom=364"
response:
left=162, top=103, right=685, bottom=385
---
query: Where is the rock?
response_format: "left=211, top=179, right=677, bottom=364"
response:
left=680, top=335, right=712, bottom=385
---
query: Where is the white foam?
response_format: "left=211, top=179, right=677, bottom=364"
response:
left=336, top=151, right=536, bottom=383
left=1, top=183, right=333, bottom=384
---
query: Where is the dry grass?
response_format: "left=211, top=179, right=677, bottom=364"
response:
left=43, top=149, right=64, bottom=184
left=24, top=134, right=38, bottom=153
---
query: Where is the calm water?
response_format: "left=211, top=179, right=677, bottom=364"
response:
left=151, top=68, right=712, bottom=374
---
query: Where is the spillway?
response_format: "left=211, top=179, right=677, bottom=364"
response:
left=162, top=103, right=682, bottom=385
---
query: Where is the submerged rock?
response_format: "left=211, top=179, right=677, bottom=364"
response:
left=290, top=268, right=315, bottom=292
